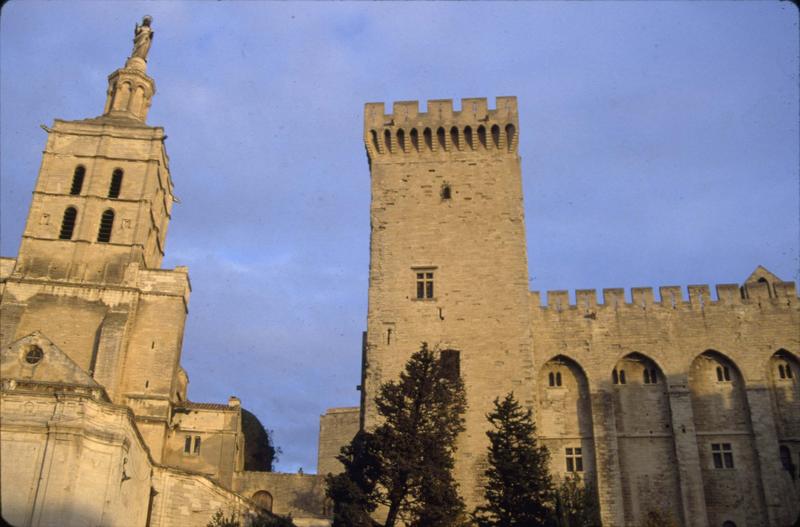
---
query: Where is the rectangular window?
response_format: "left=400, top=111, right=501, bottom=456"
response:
left=415, top=270, right=435, bottom=299
left=184, top=435, right=202, bottom=456
left=711, top=443, right=734, bottom=469
left=565, top=447, right=583, bottom=472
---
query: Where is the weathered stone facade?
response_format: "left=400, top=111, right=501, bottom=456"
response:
left=0, top=20, right=329, bottom=527
left=317, top=97, right=800, bottom=526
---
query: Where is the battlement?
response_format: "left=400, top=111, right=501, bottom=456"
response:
left=530, top=280, right=798, bottom=311
left=364, top=97, right=519, bottom=159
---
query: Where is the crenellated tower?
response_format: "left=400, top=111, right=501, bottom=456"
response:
left=362, top=97, right=534, bottom=504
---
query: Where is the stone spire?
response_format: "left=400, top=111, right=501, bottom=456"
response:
left=102, top=16, right=156, bottom=123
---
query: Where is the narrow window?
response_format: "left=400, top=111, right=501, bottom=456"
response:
left=505, top=123, right=516, bottom=151
left=779, top=364, right=786, bottom=379
left=619, top=369, right=626, bottom=385
left=716, top=366, right=724, bottom=382
left=450, top=126, right=460, bottom=150
left=436, top=127, right=446, bottom=151
left=184, top=435, right=192, bottom=454
left=70, top=166, right=85, bottom=195
left=440, top=350, right=460, bottom=381
left=565, top=447, right=583, bottom=472
left=193, top=436, right=202, bottom=454
left=415, top=270, right=434, bottom=299
left=780, top=445, right=796, bottom=480
left=464, top=126, right=473, bottom=149
left=59, top=207, right=78, bottom=240
left=711, top=443, right=734, bottom=469
left=97, top=209, right=115, bottom=243
left=108, top=169, right=123, bottom=198
left=787, top=363, right=794, bottom=379
left=612, top=369, right=619, bottom=385
left=397, top=129, right=406, bottom=152
left=491, top=124, right=501, bottom=148
left=644, top=368, right=651, bottom=384
left=477, top=125, right=487, bottom=148
left=549, top=372, right=555, bottom=387
left=650, top=368, right=658, bottom=383
left=386, top=328, right=392, bottom=345
left=441, top=184, right=452, bottom=200
left=423, top=128, right=433, bottom=151
left=410, top=128, right=419, bottom=152
left=722, top=366, right=731, bottom=382
left=556, top=372, right=562, bottom=387
left=384, top=129, right=393, bottom=154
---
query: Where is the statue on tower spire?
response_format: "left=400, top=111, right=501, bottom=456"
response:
left=131, top=16, right=154, bottom=61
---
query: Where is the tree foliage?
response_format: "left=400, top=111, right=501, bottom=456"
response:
left=326, top=343, right=468, bottom=527
left=206, top=508, right=296, bottom=527
left=552, top=473, right=600, bottom=527
left=473, top=392, right=554, bottom=527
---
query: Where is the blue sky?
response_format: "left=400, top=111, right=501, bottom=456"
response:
left=1, top=1, right=797, bottom=473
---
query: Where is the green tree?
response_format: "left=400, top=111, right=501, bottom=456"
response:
left=326, top=344, right=468, bottom=527
left=206, top=508, right=296, bottom=527
left=552, top=473, right=600, bottom=527
left=473, top=392, right=554, bottom=527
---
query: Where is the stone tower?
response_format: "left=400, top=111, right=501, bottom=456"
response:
left=0, top=18, right=190, bottom=460
left=362, top=97, right=535, bottom=503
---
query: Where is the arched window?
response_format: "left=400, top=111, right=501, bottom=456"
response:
left=464, top=126, right=473, bottom=149
left=612, top=369, right=619, bottom=385
left=779, top=364, right=786, bottom=379
left=619, top=369, right=626, bottom=384
left=716, top=365, right=731, bottom=382
left=97, top=209, right=115, bottom=243
left=108, top=169, right=123, bottom=198
left=397, top=129, right=406, bottom=152
left=556, top=372, right=562, bottom=386
left=643, top=368, right=651, bottom=384
left=491, top=124, right=501, bottom=148
left=384, top=129, right=393, bottom=154
left=549, top=372, right=555, bottom=387
left=410, top=128, right=419, bottom=152
left=505, top=123, right=516, bottom=151
left=780, top=445, right=796, bottom=480
left=70, top=166, right=85, bottom=195
left=59, top=207, right=78, bottom=240
left=450, top=126, right=460, bottom=151
left=423, top=128, right=433, bottom=151
left=436, top=127, right=446, bottom=151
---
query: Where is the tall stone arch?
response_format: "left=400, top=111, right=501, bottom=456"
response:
left=766, top=349, right=800, bottom=514
left=688, top=350, right=765, bottom=526
left=611, top=353, right=682, bottom=525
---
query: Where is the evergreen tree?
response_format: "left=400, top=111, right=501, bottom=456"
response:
left=326, top=344, right=467, bottom=527
left=473, top=392, right=554, bottom=527
left=552, top=473, right=600, bottom=527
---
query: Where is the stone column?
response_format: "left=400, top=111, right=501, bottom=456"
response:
left=667, top=383, right=708, bottom=527
left=589, top=389, right=625, bottom=525
left=745, top=385, right=798, bottom=526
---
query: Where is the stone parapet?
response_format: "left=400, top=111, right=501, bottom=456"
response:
left=364, top=97, right=519, bottom=160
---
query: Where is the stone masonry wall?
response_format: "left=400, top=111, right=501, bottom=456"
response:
left=317, top=407, right=359, bottom=476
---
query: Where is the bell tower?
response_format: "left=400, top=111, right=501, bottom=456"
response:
left=15, top=15, right=173, bottom=284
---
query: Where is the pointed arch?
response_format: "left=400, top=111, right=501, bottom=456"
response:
left=436, top=127, right=446, bottom=151
left=396, top=128, right=406, bottom=153
left=108, top=169, right=123, bottom=198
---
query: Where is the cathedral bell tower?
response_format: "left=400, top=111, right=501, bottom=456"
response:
left=14, top=15, right=174, bottom=284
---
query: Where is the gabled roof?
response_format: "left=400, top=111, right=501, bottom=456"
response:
left=1, top=332, right=101, bottom=389
left=744, top=265, right=784, bottom=284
